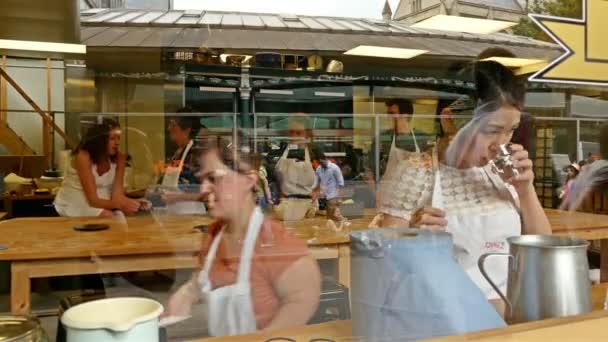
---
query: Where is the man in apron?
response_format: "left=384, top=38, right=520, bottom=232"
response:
left=273, top=114, right=318, bottom=221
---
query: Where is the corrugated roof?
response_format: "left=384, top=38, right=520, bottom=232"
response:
left=79, top=8, right=561, bottom=59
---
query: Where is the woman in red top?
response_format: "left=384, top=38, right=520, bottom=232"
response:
left=164, top=136, right=321, bottom=336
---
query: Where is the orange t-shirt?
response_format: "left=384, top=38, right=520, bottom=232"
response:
left=201, top=218, right=309, bottom=329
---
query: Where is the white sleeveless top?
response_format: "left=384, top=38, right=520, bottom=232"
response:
left=54, top=161, right=117, bottom=217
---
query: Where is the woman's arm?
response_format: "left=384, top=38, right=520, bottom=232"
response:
left=111, top=153, right=127, bottom=200
left=518, top=186, right=552, bottom=235
left=510, top=145, right=552, bottom=235
left=162, top=192, right=202, bottom=203
left=75, top=152, right=118, bottom=210
left=263, top=256, right=321, bottom=331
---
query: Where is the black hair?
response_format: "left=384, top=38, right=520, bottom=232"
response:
left=171, top=107, right=204, bottom=139
left=473, top=60, right=526, bottom=111
left=477, top=47, right=516, bottom=60
left=74, top=118, right=120, bottom=164
left=385, top=98, right=414, bottom=115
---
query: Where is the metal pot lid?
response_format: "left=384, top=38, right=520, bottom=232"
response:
left=0, top=316, right=41, bottom=341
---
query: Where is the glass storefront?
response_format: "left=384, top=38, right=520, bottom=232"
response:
left=1, top=2, right=608, bottom=341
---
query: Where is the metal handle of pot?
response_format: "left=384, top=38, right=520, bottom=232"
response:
left=478, top=253, right=513, bottom=319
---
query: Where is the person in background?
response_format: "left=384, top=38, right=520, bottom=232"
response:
left=157, top=107, right=206, bottom=214
left=164, top=136, right=321, bottom=336
left=366, top=98, right=432, bottom=182
left=54, top=118, right=148, bottom=217
left=273, top=113, right=319, bottom=221
left=312, top=152, right=345, bottom=222
left=559, top=163, right=580, bottom=201
left=253, top=156, right=273, bottom=210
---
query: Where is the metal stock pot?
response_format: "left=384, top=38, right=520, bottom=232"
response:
left=0, top=316, right=48, bottom=342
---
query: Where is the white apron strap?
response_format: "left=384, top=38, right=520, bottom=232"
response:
left=411, top=129, right=420, bottom=154
left=200, top=228, right=225, bottom=286
left=236, top=207, right=265, bottom=284
left=178, top=139, right=195, bottom=171
left=431, top=146, right=444, bottom=210
left=390, top=129, right=420, bottom=154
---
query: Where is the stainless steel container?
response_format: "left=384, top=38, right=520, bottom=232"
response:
left=479, top=235, right=591, bottom=324
left=0, top=316, right=49, bottom=342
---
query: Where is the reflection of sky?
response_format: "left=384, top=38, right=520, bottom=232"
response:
left=175, top=0, right=401, bottom=19
left=571, top=96, right=608, bottom=118
left=525, top=92, right=608, bottom=118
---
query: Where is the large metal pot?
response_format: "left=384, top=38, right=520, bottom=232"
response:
left=0, top=316, right=49, bottom=342
left=479, top=235, right=591, bottom=324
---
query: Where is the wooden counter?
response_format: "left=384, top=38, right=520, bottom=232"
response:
left=195, top=312, right=608, bottom=342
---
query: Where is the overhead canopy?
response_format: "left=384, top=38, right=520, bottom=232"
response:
left=79, top=9, right=561, bottom=60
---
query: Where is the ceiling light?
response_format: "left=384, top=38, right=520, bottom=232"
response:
left=412, top=15, right=516, bottom=34
left=481, top=57, right=547, bottom=67
left=0, top=39, right=86, bottom=54
left=344, top=45, right=427, bottom=59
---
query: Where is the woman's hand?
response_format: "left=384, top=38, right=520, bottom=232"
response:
left=118, top=197, right=141, bottom=215
left=410, top=207, right=448, bottom=230
left=163, top=282, right=196, bottom=318
left=507, top=144, right=535, bottom=196
left=138, top=200, right=152, bottom=211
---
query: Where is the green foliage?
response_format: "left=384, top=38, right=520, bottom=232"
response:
left=513, top=0, right=584, bottom=41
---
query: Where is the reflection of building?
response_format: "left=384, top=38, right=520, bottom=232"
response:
left=3, top=5, right=607, bottom=204
left=394, top=0, right=527, bottom=24
left=72, top=8, right=563, bottom=188
left=80, top=0, right=173, bottom=10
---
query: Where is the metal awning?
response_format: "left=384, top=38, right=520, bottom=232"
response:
left=79, top=9, right=562, bottom=60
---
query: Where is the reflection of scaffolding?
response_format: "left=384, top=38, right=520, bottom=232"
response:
left=0, top=61, right=75, bottom=168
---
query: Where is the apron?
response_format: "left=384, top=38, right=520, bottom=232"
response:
left=377, top=132, right=434, bottom=221
left=430, top=156, right=521, bottom=300
left=198, top=207, right=264, bottom=336
left=274, top=146, right=317, bottom=221
left=161, top=140, right=206, bottom=215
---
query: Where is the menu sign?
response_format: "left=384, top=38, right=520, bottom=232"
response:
left=529, top=0, right=608, bottom=86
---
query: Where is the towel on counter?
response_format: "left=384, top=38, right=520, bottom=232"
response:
left=350, top=228, right=505, bottom=342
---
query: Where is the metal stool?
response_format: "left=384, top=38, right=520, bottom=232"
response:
left=309, top=279, right=351, bottom=324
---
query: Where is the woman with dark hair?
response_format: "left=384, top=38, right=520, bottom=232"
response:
left=158, top=108, right=206, bottom=214
left=163, top=136, right=321, bottom=336
left=372, top=61, right=551, bottom=314
left=54, top=118, right=146, bottom=217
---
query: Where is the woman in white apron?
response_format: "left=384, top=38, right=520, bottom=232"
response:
left=54, top=118, right=145, bottom=217
left=159, top=114, right=206, bottom=215
left=376, top=61, right=552, bottom=310
left=273, top=114, right=318, bottom=221
left=163, top=137, right=321, bottom=336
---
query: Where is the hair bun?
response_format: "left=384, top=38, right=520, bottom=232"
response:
left=473, top=60, right=525, bottom=109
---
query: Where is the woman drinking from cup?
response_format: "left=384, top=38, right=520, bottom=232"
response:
left=372, top=61, right=551, bottom=313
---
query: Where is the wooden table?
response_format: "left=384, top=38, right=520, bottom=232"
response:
left=0, top=212, right=6, bottom=220
left=546, top=209, right=608, bottom=282
left=285, top=208, right=608, bottom=287
left=197, top=284, right=608, bottom=342
left=0, top=214, right=211, bottom=315
left=197, top=313, right=608, bottom=342
left=0, top=213, right=359, bottom=315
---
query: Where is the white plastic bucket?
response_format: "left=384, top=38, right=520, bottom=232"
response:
left=61, top=297, right=164, bottom=342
